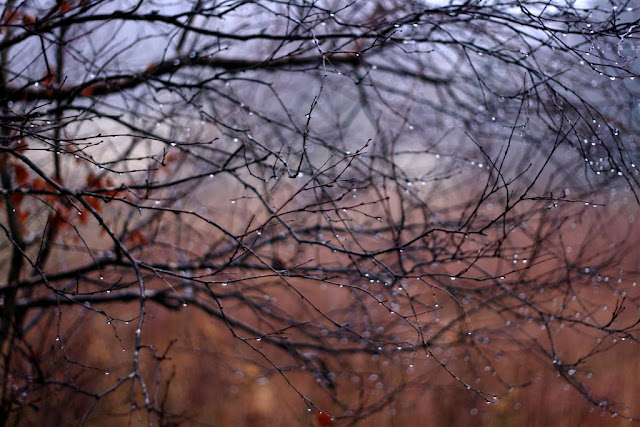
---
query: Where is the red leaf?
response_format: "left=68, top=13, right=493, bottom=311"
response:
left=80, top=85, right=94, bottom=97
left=32, top=178, right=49, bottom=191
left=12, top=163, right=30, bottom=186
left=2, top=9, right=20, bottom=25
left=18, top=209, right=30, bottom=226
left=59, top=2, right=72, bottom=13
left=22, top=13, right=36, bottom=26
left=16, top=141, right=29, bottom=152
left=44, top=67, right=55, bottom=86
left=86, top=195, right=103, bottom=213
left=129, top=230, right=148, bottom=246
left=32, top=178, right=58, bottom=203
left=10, top=193, right=25, bottom=208
left=51, top=214, right=65, bottom=231
left=316, top=412, right=334, bottom=426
